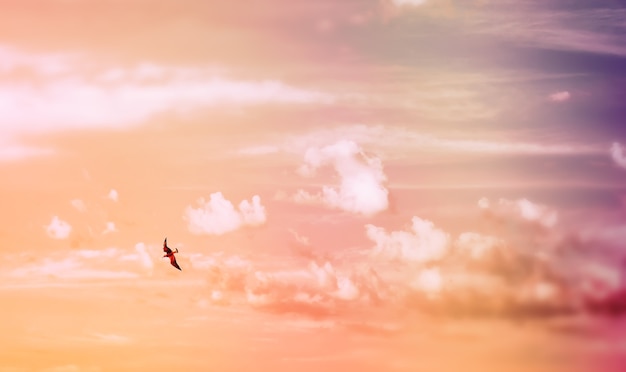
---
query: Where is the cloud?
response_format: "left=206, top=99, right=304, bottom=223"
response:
left=478, top=197, right=558, bottom=228
left=184, top=192, right=267, bottom=235
left=411, top=267, right=443, bottom=297
left=548, top=91, right=571, bottom=102
left=293, top=140, right=389, bottom=216
left=610, top=142, right=626, bottom=169
left=134, top=242, right=154, bottom=271
left=45, top=216, right=72, bottom=239
left=467, top=6, right=626, bottom=57
left=107, top=189, right=118, bottom=202
left=454, top=232, right=503, bottom=260
left=238, top=124, right=602, bottom=161
left=0, top=141, right=53, bottom=161
left=102, top=222, right=117, bottom=235
left=0, top=44, right=333, bottom=161
left=366, top=216, right=450, bottom=263
left=10, top=256, right=139, bottom=280
left=5, top=243, right=163, bottom=283
left=392, top=0, right=427, bottom=7
left=70, top=199, right=87, bottom=213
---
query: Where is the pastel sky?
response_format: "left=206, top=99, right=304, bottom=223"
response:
left=2, top=0, right=626, bottom=371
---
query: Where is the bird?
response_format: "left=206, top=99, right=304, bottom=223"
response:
left=163, top=237, right=181, bottom=271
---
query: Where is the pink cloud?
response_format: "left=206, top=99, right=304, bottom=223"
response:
left=184, top=192, right=267, bottom=235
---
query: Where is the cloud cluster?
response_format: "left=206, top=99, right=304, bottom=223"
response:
left=293, top=140, right=389, bottom=216
left=184, top=192, right=267, bottom=235
left=359, top=198, right=618, bottom=319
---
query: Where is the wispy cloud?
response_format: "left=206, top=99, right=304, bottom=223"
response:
left=469, top=7, right=626, bottom=57
left=548, top=91, right=571, bottom=102
left=239, top=124, right=603, bottom=160
left=184, top=192, right=267, bottom=235
left=0, top=44, right=333, bottom=161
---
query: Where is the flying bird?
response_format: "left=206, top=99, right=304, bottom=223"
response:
left=163, top=237, right=181, bottom=271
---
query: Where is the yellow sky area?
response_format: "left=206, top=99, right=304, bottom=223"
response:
left=0, top=283, right=610, bottom=372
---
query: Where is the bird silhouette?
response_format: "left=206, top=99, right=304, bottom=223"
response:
left=163, top=237, right=181, bottom=271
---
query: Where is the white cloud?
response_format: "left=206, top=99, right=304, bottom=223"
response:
left=184, top=192, right=267, bottom=235
left=45, top=216, right=72, bottom=239
left=70, top=199, right=87, bottom=213
left=108, top=189, right=118, bottom=202
left=293, top=140, right=388, bottom=216
left=548, top=91, right=571, bottom=102
left=366, top=216, right=450, bottom=263
left=610, top=142, right=626, bottom=169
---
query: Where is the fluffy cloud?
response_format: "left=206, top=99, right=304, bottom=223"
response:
left=45, top=216, right=72, bottom=239
left=548, top=91, right=571, bottom=102
left=366, top=216, right=450, bottom=263
left=610, top=142, right=626, bottom=169
left=184, top=192, right=267, bottom=235
left=293, top=140, right=389, bottom=216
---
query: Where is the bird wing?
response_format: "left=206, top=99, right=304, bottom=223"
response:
left=169, top=255, right=181, bottom=271
left=163, top=238, right=172, bottom=254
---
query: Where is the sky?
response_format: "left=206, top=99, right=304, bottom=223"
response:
left=1, top=0, right=626, bottom=371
